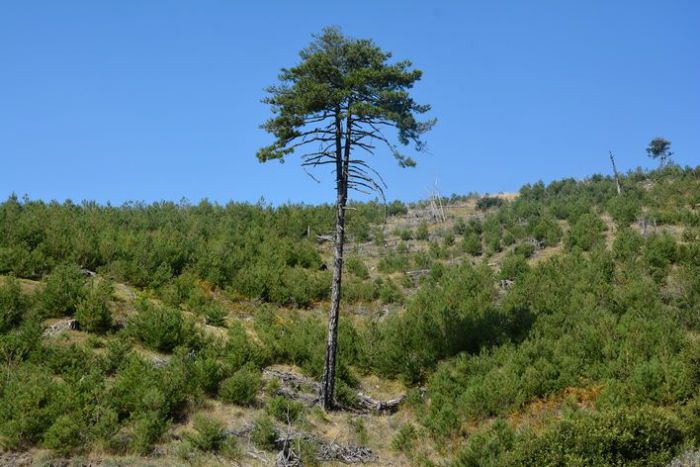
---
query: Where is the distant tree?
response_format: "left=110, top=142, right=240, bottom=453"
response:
left=257, top=27, right=434, bottom=409
left=646, top=137, right=673, bottom=166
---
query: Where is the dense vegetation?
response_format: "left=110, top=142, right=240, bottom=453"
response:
left=0, top=165, right=698, bottom=465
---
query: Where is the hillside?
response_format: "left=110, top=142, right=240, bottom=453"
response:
left=1, top=165, right=699, bottom=466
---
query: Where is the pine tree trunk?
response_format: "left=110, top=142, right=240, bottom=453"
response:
left=320, top=188, right=346, bottom=410
left=321, top=109, right=351, bottom=410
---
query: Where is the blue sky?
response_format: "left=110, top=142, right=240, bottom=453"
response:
left=1, top=1, right=698, bottom=205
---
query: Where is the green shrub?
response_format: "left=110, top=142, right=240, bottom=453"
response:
left=130, top=411, right=167, bottom=454
left=184, top=415, right=228, bottom=452
left=443, top=231, right=455, bottom=247
left=201, top=302, right=227, bottom=327
left=345, top=257, right=369, bottom=279
left=75, top=280, right=113, bottom=333
left=40, top=264, right=86, bottom=317
left=378, top=250, right=410, bottom=273
left=391, top=423, right=417, bottom=454
left=128, top=301, right=188, bottom=352
left=613, top=227, right=643, bottom=261
left=566, top=213, right=606, bottom=251
left=644, top=233, right=678, bottom=282
left=453, top=218, right=467, bottom=235
left=532, top=216, right=562, bottom=246
left=476, top=196, right=504, bottom=211
left=607, top=193, right=642, bottom=227
left=0, top=276, right=27, bottom=332
left=513, top=242, right=535, bottom=258
left=219, top=365, right=261, bottom=406
left=250, top=415, right=277, bottom=451
left=343, top=277, right=379, bottom=303
left=462, top=233, right=482, bottom=256
left=43, top=414, right=84, bottom=455
left=267, top=395, right=304, bottom=422
left=192, top=354, right=226, bottom=396
left=0, top=366, right=71, bottom=449
left=503, top=407, right=684, bottom=466
left=348, top=415, right=368, bottom=445
left=415, top=222, right=430, bottom=241
left=398, top=228, right=413, bottom=241
left=499, top=254, right=529, bottom=280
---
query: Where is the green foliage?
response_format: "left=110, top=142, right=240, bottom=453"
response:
left=476, top=196, right=505, bottom=211
left=0, top=366, right=71, bottom=450
left=128, top=300, right=192, bottom=353
left=267, top=395, right=304, bottom=422
left=461, top=233, right=482, bottom=256
left=644, top=232, right=678, bottom=282
left=0, top=276, right=27, bottom=332
left=415, top=221, right=430, bottom=240
left=646, top=137, right=673, bottom=165
left=200, top=301, right=227, bottom=327
left=369, top=263, right=500, bottom=383
left=40, top=263, right=86, bottom=317
left=257, top=26, right=434, bottom=170
left=345, top=256, right=369, bottom=279
left=607, top=193, right=642, bottom=227
left=566, top=212, right=606, bottom=251
left=184, top=415, right=228, bottom=452
left=0, top=164, right=698, bottom=463
left=378, top=249, right=411, bottom=273
left=43, top=415, right=84, bottom=455
left=218, top=365, right=261, bottom=406
left=502, top=407, right=684, bottom=466
left=250, top=415, right=277, bottom=451
left=75, top=280, right=113, bottom=333
left=499, top=253, right=530, bottom=280
left=391, top=423, right=417, bottom=454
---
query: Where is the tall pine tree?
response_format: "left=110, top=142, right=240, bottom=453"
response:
left=258, top=27, right=434, bottom=409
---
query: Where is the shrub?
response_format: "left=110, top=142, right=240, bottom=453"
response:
left=0, top=366, right=71, bottom=450
left=443, top=231, right=455, bottom=247
left=130, top=411, right=167, bottom=454
left=499, top=254, right=529, bottom=281
left=267, top=395, right=304, bottom=422
left=503, top=407, right=684, bottom=466
left=462, top=233, right=482, bottom=256
left=128, top=301, right=188, bottom=352
left=566, top=213, right=606, bottom=251
left=219, top=365, right=261, bottom=406
left=532, top=216, right=563, bottom=246
left=476, top=196, right=504, bottom=211
left=453, top=218, right=467, bottom=235
left=201, top=302, right=227, bottom=327
left=607, top=193, right=642, bottom=227
left=513, top=242, right=536, bottom=258
left=43, top=415, right=84, bottom=455
left=0, top=275, right=27, bottom=332
left=184, top=415, right=228, bottom=452
left=391, top=423, right=417, bottom=454
left=40, top=264, right=86, bottom=317
left=75, top=280, right=113, bottom=333
left=397, top=228, right=413, bottom=241
left=415, top=222, right=430, bottom=241
left=250, top=415, right=277, bottom=451
left=345, top=257, right=369, bottom=279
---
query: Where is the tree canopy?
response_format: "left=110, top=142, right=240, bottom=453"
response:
left=257, top=26, right=435, bottom=196
left=646, top=137, right=673, bottom=166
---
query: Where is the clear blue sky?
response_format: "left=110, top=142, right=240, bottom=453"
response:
left=1, top=1, right=698, bottom=205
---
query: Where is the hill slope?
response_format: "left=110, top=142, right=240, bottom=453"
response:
left=1, top=165, right=699, bottom=465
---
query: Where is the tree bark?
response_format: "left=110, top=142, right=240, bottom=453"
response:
left=321, top=109, right=351, bottom=410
